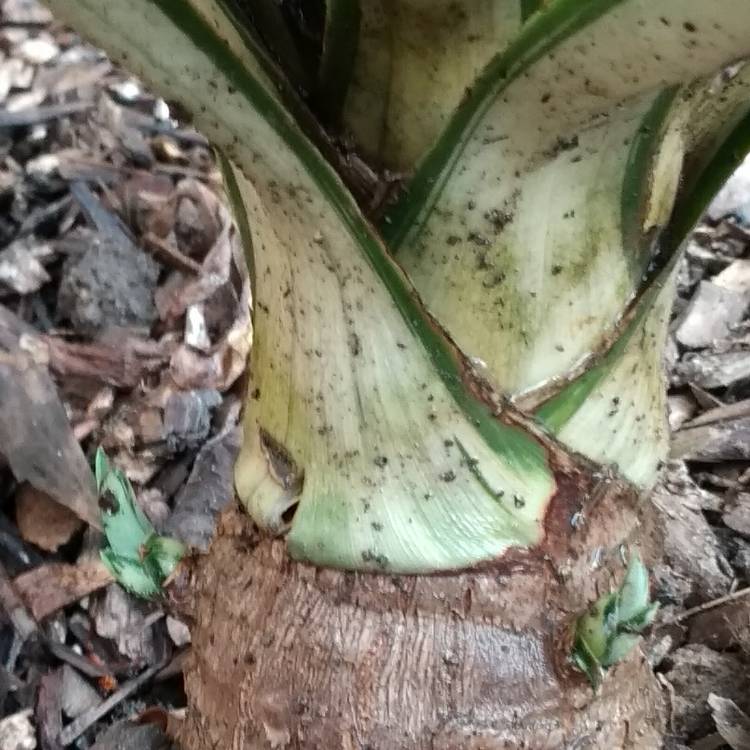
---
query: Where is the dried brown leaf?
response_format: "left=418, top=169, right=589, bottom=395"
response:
left=723, top=494, right=750, bottom=538
left=0, top=351, right=100, bottom=527
left=170, top=233, right=251, bottom=391
left=155, top=227, right=232, bottom=322
left=114, top=172, right=174, bottom=236
left=165, top=424, right=240, bottom=551
left=15, top=484, right=83, bottom=552
left=45, top=330, right=175, bottom=389
left=14, top=561, right=113, bottom=621
left=151, top=134, right=186, bottom=163
left=155, top=180, right=229, bottom=322
left=675, top=281, right=750, bottom=349
left=89, top=718, right=171, bottom=750
left=2, top=0, right=53, bottom=24
left=671, top=416, right=750, bottom=462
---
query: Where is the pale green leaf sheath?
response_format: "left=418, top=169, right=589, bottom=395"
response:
left=48, top=0, right=750, bottom=575
left=48, top=0, right=565, bottom=573
left=386, top=1, right=750, bottom=485
left=533, top=65, right=750, bottom=483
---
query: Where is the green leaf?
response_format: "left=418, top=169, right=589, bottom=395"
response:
left=573, top=555, right=658, bottom=684
left=533, top=264, right=676, bottom=485
left=94, top=446, right=110, bottom=493
left=224, top=159, right=552, bottom=573
left=520, top=0, right=545, bottom=21
left=572, top=634, right=603, bottom=691
left=99, top=465, right=155, bottom=561
left=668, top=66, right=750, bottom=247
left=385, top=1, right=750, bottom=251
left=95, top=449, right=184, bottom=598
left=600, top=632, right=642, bottom=668
left=616, top=553, right=650, bottom=624
left=100, top=549, right=162, bottom=599
left=621, top=600, right=660, bottom=632
left=219, top=0, right=313, bottom=95
left=575, top=597, right=613, bottom=662
left=144, top=535, right=186, bottom=580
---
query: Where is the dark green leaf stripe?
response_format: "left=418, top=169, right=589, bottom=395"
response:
left=221, top=0, right=312, bottom=93
left=219, top=150, right=256, bottom=304
left=316, top=0, right=361, bottom=123
left=213, top=0, right=302, bottom=101
left=534, top=278, right=664, bottom=432
left=155, top=0, right=549, bottom=475
left=620, top=88, right=679, bottom=280
left=667, top=107, right=750, bottom=249
left=381, top=0, right=624, bottom=250
left=213, top=0, right=368, bottom=199
left=520, top=0, right=544, bottom=21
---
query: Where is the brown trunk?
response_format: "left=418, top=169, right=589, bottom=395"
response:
left=176, top=474, right=665, bottom=749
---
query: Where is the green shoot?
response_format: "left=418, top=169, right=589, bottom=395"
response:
left=572, top=553, right=658, bottom=689
left=95, top=447, right=185, bottom=599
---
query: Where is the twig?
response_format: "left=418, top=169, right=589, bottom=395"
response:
left=0, top=101, right=93, bottom=128
left=137, top=120, right=209, bottom=146
left=669, top=585, right=750, bottom=623
left=69, top=180, right=135, bottom=245
left=45, top=641, right=111, bottom=680
left=59, top=661, right=165, bottom=746
left=36, top=668, right=64, bottom=750
left=144, top=232, right=203, bottom=275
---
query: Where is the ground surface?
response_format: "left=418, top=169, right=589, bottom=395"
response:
left=0, top=2, right=750, bottom=748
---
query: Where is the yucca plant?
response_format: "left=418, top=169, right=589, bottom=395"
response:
left=46, top=1, right=750, bottom=747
